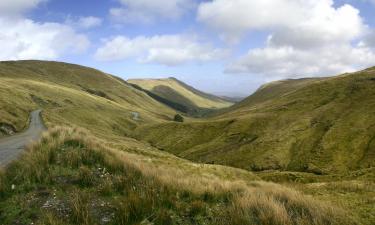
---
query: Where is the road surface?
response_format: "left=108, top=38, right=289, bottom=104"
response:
left=0, top=110, right=46, bottom=167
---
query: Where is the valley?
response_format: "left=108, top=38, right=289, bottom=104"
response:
left=0, top=60, right=373, bottom=225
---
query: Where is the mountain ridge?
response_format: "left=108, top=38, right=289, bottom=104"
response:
left=127, top=77, right=234, bottom=116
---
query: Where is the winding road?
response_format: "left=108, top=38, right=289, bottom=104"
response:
left=0, top=110, right=46, bottom=167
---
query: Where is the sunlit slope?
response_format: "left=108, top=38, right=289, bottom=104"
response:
left=0, top=60, right=175, bottom=138
left=136, top=67, right=375, bottom=174
left=225, top=78, right=322, bottom=113
left=0, top=61, right=372, bottom=224
left=128, top=77, right=233, bottom=113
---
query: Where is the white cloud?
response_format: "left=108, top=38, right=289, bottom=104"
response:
left=226, top=44, right=375, bottom=78
left=0, top=0, right=46, bottom=16
left=66, top=16, right=103, bottom=29
left=110, top=0, right=194, bottom=24
left=197, top=0, right=366, bottom=43
left=362, top=30, right=375, bottom=48
left=0, top=18, right=90, bottom=60
left=198, top=0, right=375, bottom=77
left=0, top=0, right=91, bottom=61
left=95, top=35, right=226, bottom=66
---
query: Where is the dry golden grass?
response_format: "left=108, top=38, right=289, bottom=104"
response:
left=0, top=126, right=356, bottom=225
left=228, top=182, right=353, bottom=225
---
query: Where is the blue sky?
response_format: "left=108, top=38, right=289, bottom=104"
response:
left=1, top=0, right=375, bottom=96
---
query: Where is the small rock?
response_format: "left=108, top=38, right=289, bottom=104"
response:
left=101, top=216, right=111, bottom=224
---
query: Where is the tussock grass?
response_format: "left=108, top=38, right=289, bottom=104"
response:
left=227, top=183, right=351, bottom=225
left=0, top=127, right=356, bottom=225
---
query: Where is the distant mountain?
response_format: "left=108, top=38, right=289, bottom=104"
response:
left=127, top=77, right=233, bottom=116
left=136, top=67, right=375, bottom=174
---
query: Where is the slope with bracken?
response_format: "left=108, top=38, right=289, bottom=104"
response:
left=136, top=67, right=375, bottom=174
left=128, top=77, right=234, bottom=116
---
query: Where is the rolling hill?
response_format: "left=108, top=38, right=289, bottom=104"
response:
left=0, top=60, right=177, bottom=139
left=128, top=77, right=234, bottom=116
left=0, top=60, right=373, bottom=224
left=136, top=67, right=375, bottom=174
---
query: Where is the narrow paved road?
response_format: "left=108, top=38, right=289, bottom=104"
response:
left=0, top=110, right=46, bottom=167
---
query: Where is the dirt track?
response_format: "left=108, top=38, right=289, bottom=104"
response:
left=0, top=110, right=45, bottom=167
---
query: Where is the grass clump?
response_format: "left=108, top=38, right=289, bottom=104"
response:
left=173, top=114, right=184, bottom=122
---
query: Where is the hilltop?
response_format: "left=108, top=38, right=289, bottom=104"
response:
left=128, top=77, right=233, bottom=116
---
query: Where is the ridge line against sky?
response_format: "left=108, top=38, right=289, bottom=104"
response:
left=0, top=0, right=374, bottom=96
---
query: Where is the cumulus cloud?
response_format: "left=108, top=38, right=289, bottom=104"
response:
left=362, top=30, right=375, bottom=48
left=198, top=0, right=375, bottom=77
left=110, top=0, right=194, bottom=24
left=0, top=0, right=90, bottom=61
left=198, top=0, right=365, bottom=43
left=0, top=18, right=90, bottom=60
left=95, top=35, right=226, bottom=66
left=0, top=0, right=46, bottom=16
left=226, top=45, right=375, bottom=77
left=66, top=16, right=103, bottom=29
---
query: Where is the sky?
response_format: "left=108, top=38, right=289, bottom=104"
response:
left=1, top=0, right=375, bottom=97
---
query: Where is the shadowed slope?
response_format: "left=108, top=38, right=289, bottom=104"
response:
left=128, top=77, right=233, bottom=116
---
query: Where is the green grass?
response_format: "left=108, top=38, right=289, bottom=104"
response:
left=0, top=60, right=374, bottom=224
left=0, top=127, right=357, bottom=225
left=135, top=68, right=375, bottom=174
left=0, top=60, right=176, bottom=139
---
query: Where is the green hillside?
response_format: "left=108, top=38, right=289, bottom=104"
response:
left=136, top=67, right=375, bottom=174
left=0, top=61, right=373, bottom=224
left=128, top=77, right=233, bottom=116
left=0, top=60, right=176, bottom=139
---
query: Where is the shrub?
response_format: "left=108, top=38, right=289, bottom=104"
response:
left=173, top=114, right=184, bottom=122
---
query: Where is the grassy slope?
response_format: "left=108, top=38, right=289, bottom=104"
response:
left=227, top=78, right=322, bottom=111
left=0, top=127, right=359, bottom=225
left=127, top=77, right=233, bottom=110
left=0, top=61, right=373, bottom=224
left=136, top=68, right=375, bottom=174
left=0, top=60, right=176, bottom=139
